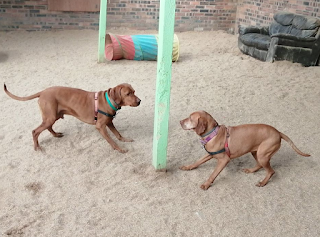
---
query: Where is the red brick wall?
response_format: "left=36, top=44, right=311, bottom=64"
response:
left=236, top=0, right=320, bottom=28
left=0, top=0, right=237, bottom=31
left=0, top=0, right=319, bottom=32
left=106, top=0, right=237, bottom=31
left=0, top=0, right=100, bottom=31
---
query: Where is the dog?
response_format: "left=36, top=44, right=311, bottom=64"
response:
left=180, top=110, right=310, bottom=190
left=4, top=83, right=141, bottom=153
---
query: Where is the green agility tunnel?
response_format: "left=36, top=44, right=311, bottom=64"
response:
left=105, top=33, right=179, bottom=61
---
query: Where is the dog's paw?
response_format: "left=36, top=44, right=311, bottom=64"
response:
left=179, top=166, right=191, bottom=171
left=255, top=181, right=266, bottom=187
left=54, top=133, right=64, bottom=138
left=118, top=148, right=128, bottom=153
left=120, top=137, right=134, bottom=142
left=200, top=183, right=211, bottom=190
left=56, top=133, right=64, bottom=137
left=34, top=145, right=43, bottom=152
left=242, top=168, right=252, bottom=173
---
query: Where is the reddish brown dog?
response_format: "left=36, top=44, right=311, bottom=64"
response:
left=180, top=110, right=310, bottom=190
left=4, top=83, right=141, bottom=153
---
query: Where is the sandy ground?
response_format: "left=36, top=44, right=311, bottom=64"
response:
left=1, top=29, right=320, bottom=237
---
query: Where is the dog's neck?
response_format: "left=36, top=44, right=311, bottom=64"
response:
left=105, top=91, right=121, bottom=111
left=201, top=124, right=218, bottom=137
left=200, top=125, right=220, bottom=146
left=201, top=119, right=219, bottom=137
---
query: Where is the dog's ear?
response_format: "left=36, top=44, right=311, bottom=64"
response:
left=110, top=85, right=123, bottom=105
left=194, top=117, right=207, bottom=135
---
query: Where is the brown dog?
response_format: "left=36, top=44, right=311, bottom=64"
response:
left=180, top=110, right=310, bottom=190
left=4, top=83, right=141, bottom=153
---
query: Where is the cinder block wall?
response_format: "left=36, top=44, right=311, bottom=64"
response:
left=0, top=0, right=319, bottom=32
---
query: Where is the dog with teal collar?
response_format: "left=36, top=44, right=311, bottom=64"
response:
left=4, top=83, right=141, bottom=153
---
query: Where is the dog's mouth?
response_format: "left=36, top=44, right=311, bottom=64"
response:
left=130, top=102, right=140, bottom=107
left=130, top=99, right=141, bottom=107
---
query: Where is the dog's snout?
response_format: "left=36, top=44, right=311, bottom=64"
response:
left=180, top=119, right=187, bottom=129
left=137, top=98, right=141, bottom=106
left=180, top=118, right=194, bottom=130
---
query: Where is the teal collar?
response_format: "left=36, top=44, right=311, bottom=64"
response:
left=105, top=92, right=120, bottom=111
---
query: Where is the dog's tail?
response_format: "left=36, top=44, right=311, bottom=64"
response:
left=4, top=84, right=41, bottom=101
left=280, top=132, right=310, bottom=157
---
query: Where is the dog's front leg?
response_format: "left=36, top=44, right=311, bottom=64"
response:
left=96, top=124, right=127, bottom=153
left=200, top=156, right=230, bottom=190
left=107, top=122, right=134, bottom=142
left=180, top=154, right=212, bottom=171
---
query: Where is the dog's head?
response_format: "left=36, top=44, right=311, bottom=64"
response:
left=109, top=83, right=141, bottom=107
left=180, top=111, right=217, bottom=136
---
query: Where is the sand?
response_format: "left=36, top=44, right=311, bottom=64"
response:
left=1, top=29, right=320, bottom=237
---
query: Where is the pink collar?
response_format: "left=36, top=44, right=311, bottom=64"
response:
left=200, top=126, right=220, bottom=145
left=94, top=92, right=99, bottom=123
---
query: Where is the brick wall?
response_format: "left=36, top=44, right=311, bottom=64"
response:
left=236, top=0, right=320, bottom=28
left=0, top=0, right=100, bottom=31
left=106, top=0, right=237, bottom=31
left=0, top=0, right=237, bottom=31
left=173, top=0, right=237, bottom=31
left=0, top=0, right=319, bottom=32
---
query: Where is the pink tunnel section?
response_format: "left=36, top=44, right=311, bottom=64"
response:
left=105, top=34, right=135, bottom=61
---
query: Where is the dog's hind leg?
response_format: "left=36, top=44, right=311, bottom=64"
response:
left=32, top=119, right=56, bottom=151
left=255, top=158, right=275, bottom=187
left=32, top=101, right=59, bottom=150
left=255, top=144, right=280, bottom=187
left=47, top=111, right=65, bottom=137
left=48, top=126, right=64, bottom=138
left=243, top=151, right=262, bottom=173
